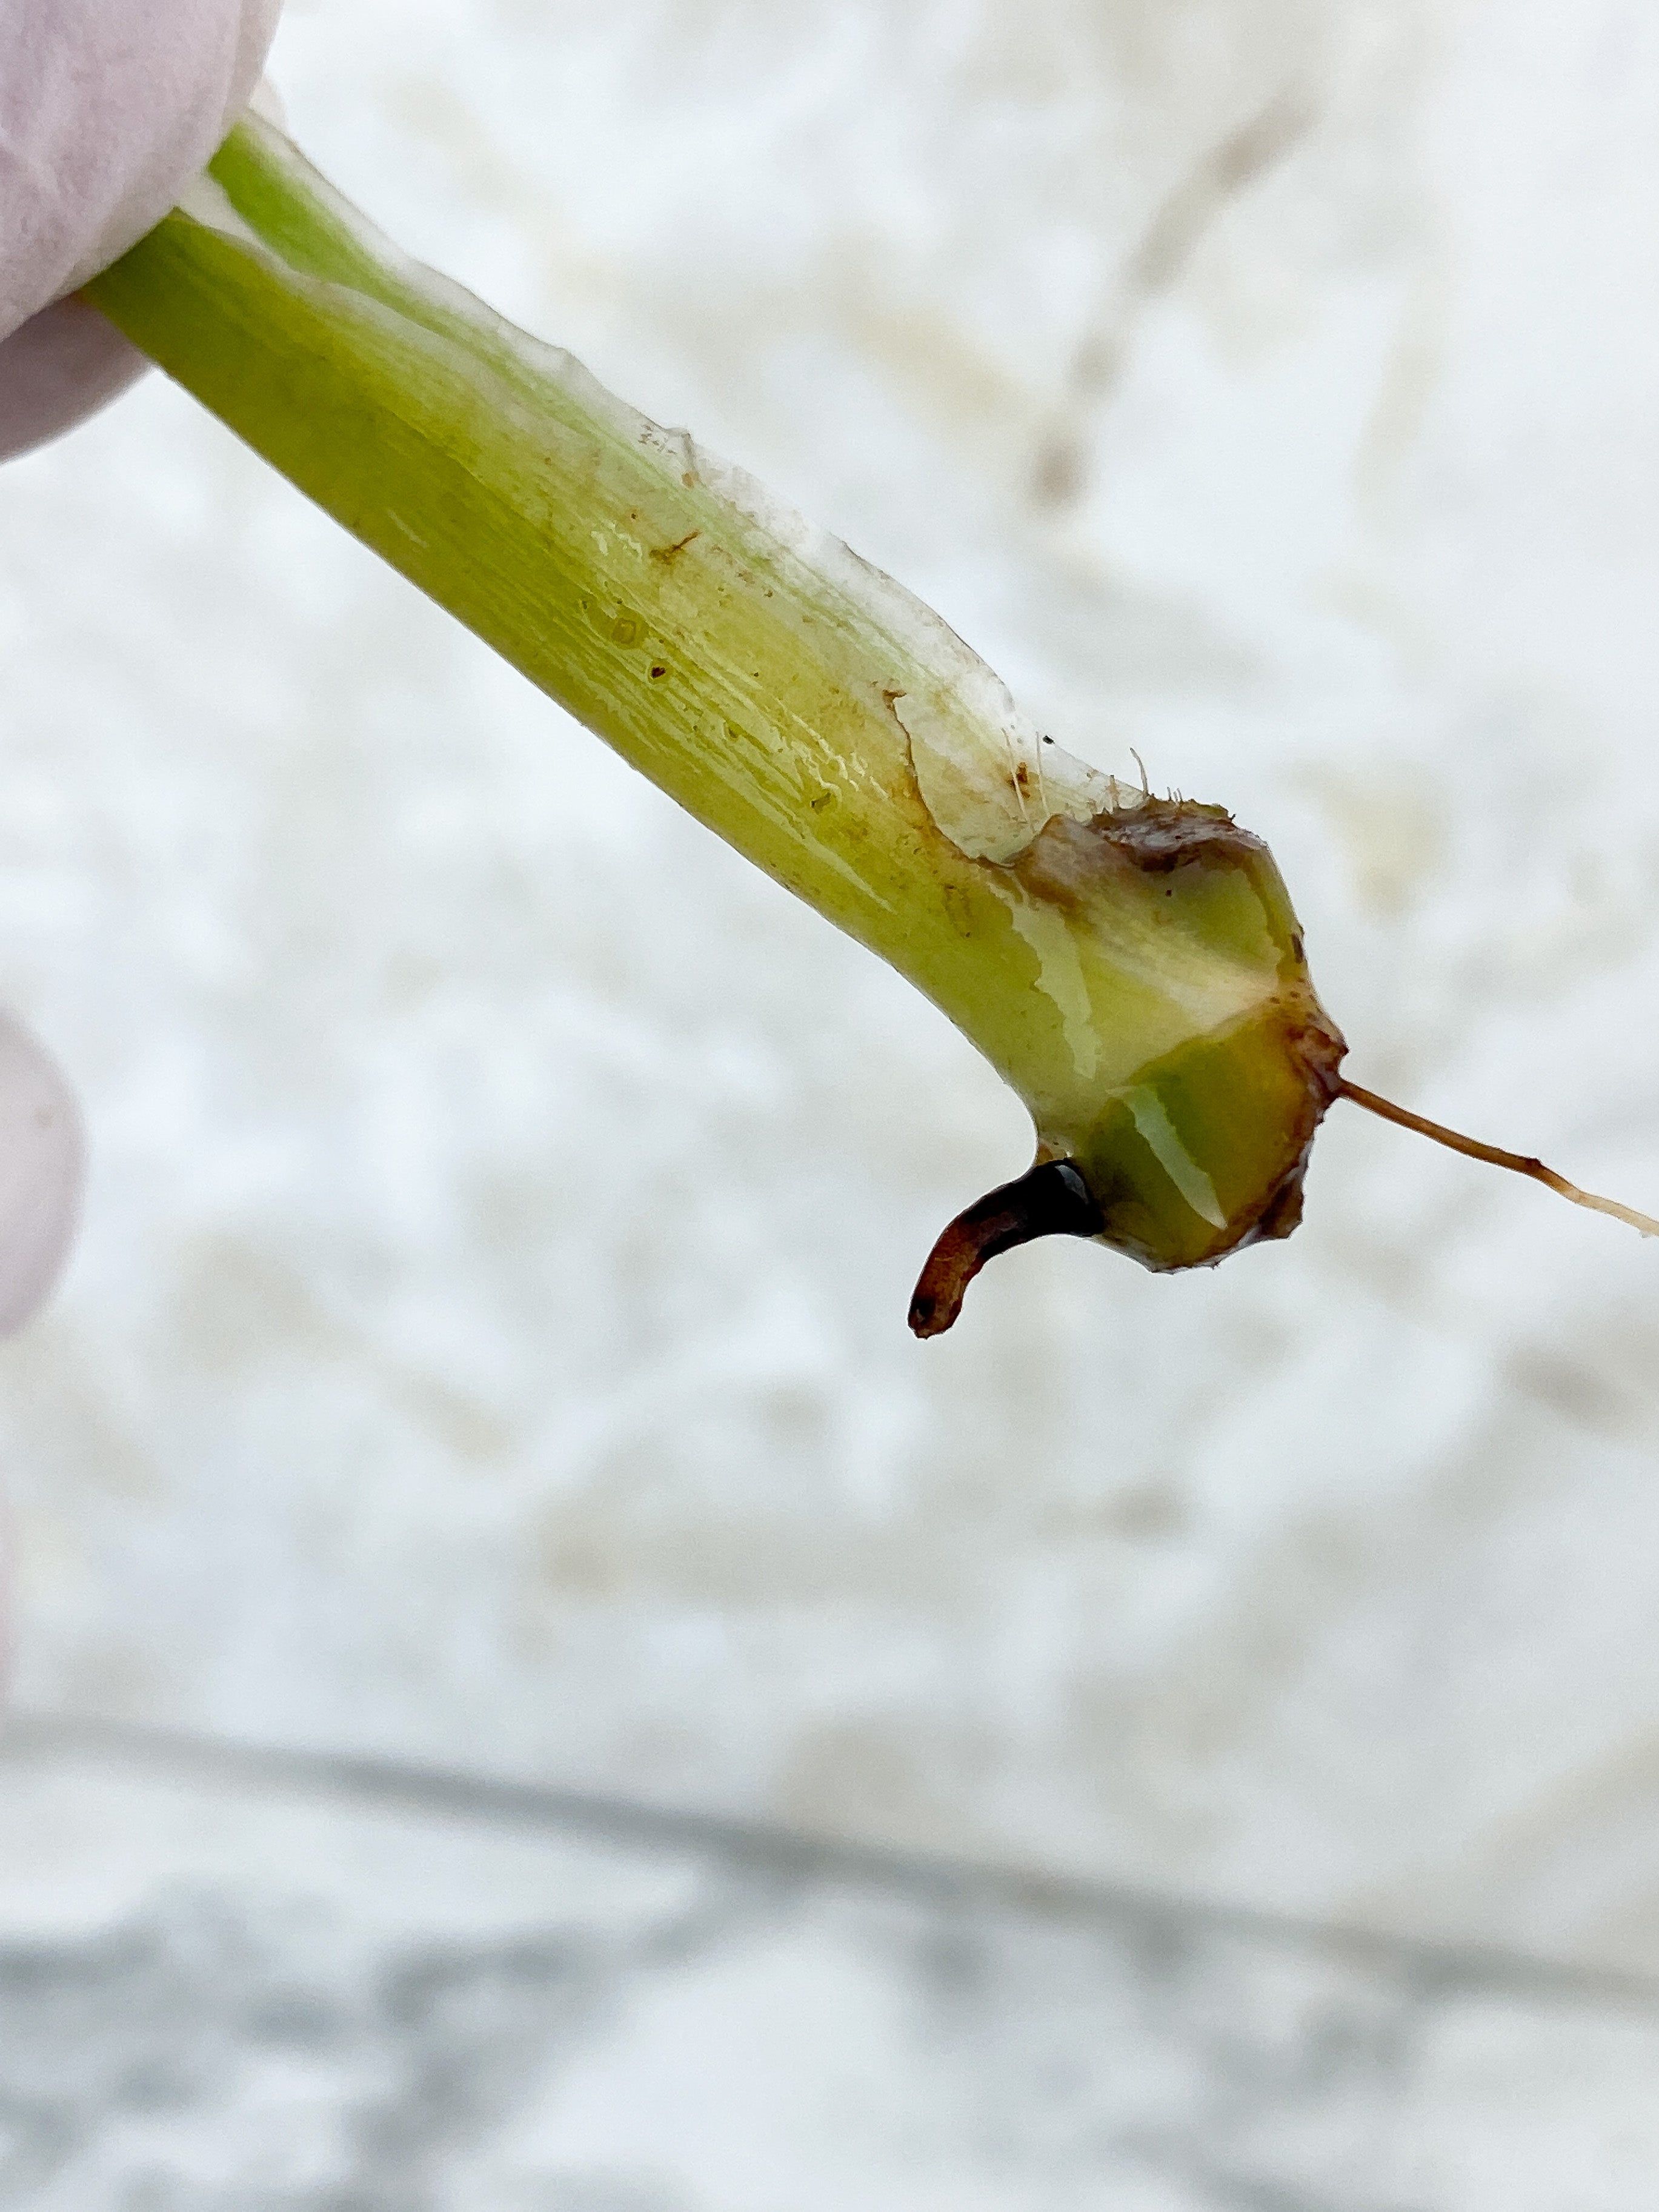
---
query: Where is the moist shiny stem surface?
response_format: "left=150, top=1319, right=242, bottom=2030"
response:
left=87, top=117, right=1345, bottom=1272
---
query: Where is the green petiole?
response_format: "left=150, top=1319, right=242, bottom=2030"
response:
left=82, top=116, right=1657, bottom=1329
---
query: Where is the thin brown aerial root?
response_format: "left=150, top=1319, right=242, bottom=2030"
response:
left=1337, top=1079, right=1659, bottom=1240
left=909, top=1158, right=1104, bottom=1338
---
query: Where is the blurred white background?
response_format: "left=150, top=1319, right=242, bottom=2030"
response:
left=4, top=0, right=1659, bottom=1995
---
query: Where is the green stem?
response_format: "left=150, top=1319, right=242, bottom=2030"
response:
left=85, top=116, right=1347, bottom=1317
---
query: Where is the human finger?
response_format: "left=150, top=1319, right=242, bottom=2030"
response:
left=0, top=0, right=282, bottom=456
left=0, top=1011, right=83, bottom=1337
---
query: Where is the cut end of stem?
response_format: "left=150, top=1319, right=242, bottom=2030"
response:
left=909, top=1159, right=1103, bottom=1338
left=1337, top=1079, right=1659, bottom=1241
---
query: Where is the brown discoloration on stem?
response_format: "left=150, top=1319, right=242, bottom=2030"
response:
left=1338, top=1081, right=1659, bottom=1240
left=649, top=528, right=702, bottom=565
left=1008, top=798, right=1279, bottom=927
left=1212, top=1000, right=1349, bottom=1255
left=909, top=1160, right=1103, bottom=1338
left=1082, top=995, right=1347, bottom=1277
left=1091, top=794, right=1256, bottom=872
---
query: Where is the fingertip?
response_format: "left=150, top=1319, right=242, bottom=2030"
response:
left=0, top=297, right=148, bottom=463
left=0, top=1013, right=84, bottom=1337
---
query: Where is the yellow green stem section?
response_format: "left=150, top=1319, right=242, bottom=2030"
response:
left=87, top=115, right=1345, bottom=1274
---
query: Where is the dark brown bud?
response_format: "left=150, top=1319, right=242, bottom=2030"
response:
left=909, top=1159, right=1103, bottom=1338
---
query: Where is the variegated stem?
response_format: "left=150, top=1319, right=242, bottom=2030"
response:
left=87, top=115, right=1348, bottom=1318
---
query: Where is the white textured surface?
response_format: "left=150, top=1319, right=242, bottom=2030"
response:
left=2, top=0, right=1659, bottom=1975
left=1, top=1729, right=1657, bottom=2211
